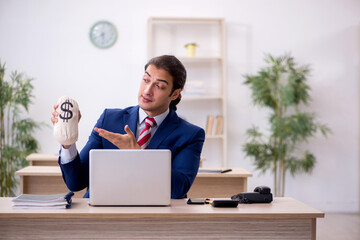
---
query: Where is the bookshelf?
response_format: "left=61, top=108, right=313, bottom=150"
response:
left=147, top=17, right=228, bottom=168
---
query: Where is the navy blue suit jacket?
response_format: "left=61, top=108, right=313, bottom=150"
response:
left=58, top=106, right=205, bottom=199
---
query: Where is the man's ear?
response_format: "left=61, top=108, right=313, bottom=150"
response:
left=170, top=89, right=181, bottom=100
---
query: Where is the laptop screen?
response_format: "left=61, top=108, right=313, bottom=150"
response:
left=89, top=149, right=171, bottom=206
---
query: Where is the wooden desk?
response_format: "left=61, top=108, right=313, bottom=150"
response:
left=15, top=166, right=251, bottom=198
left=0, top=197, right=324, bottom=239
left=26, top=153, right=58, bottom=166
left=15, top=166, right=86, bottom=198
left=188, top=168, right=252, bottom=197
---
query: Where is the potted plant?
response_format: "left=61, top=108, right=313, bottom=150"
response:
left=243, top=53, right=331, bottom=197
left=0, top=59, right=42, bottom=196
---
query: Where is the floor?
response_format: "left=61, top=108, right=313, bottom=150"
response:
left=317, top=212, right=360, bottom=240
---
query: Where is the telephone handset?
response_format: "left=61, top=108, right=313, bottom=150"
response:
left=231, top=186, right=273, bottom=204
left=254, top=186, right=271, bottom=194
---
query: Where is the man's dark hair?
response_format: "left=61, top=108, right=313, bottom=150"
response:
left=145, top=55, right=186, bottom=111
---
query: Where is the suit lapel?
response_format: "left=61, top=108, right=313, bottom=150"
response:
left=123, top=106, right=139, bottom=136
left=148, top=109, right=180, bottom=149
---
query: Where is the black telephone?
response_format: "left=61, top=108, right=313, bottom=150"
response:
left=231, top=186, right=273, bottom=204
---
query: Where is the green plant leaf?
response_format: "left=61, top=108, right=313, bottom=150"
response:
left=242, top=53, right=331, bottom=196
left=0, top=59, right=41, bottom=196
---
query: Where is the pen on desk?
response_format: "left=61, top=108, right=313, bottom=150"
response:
left=220, top=169, right=232, bottom=173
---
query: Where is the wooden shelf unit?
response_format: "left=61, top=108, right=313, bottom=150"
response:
left=147, top=17, right=228, bottom=167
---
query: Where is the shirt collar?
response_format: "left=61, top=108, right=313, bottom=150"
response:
left=138, top=107, right=169, bottom=127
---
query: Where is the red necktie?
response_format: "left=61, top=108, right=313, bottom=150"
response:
left=137, top=117, right=156, bottom=149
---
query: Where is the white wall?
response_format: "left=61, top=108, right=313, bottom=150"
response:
left=0, top=0, right=359, bottom=212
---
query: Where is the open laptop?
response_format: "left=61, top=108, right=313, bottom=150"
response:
left=89, top=149, right=171, bottom=206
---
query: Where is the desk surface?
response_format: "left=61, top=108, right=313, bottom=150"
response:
left=15, top=166, right=61, bottom=176
left=0, top=197, right=324, bottom=219
left=15, top=166, right=252, bottom=178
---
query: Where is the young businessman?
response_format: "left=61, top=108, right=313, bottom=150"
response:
left=51, top=55, right=205, bottom=199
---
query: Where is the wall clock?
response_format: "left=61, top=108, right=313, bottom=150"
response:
left=89, top=21, right=117, bottom=49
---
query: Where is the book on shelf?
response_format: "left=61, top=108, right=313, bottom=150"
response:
left=12, top=192, right=74, bottom=209
left=215, top=115, right=224, bottom=135
left=198, top=168, right=232, bottom=173
left=205, top=115, right=215, bottom=135
left=183, top=80, right=205, bottom=96
left=199, top=157, right=206, bottom=168
left=206, top=115, right=224, bottom=136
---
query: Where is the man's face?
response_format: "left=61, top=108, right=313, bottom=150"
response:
left=138, top=64, right=181, bottom=117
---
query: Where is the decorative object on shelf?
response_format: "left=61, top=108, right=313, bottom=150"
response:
left=89, top=20, right=117, bottom=49
left=184, top=43, right=198, bottom=57
left=243, top=53, right=331, bottom=197
left=0, top=59, right=43, bottom=197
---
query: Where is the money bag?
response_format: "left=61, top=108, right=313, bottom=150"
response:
left=53, top=96, right=79, bottom=145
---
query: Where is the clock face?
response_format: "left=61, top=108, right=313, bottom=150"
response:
left=90, top=21, right=117, bottom=49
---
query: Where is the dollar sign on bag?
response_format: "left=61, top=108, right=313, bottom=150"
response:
left=59, top=99, right=73, bottom=122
